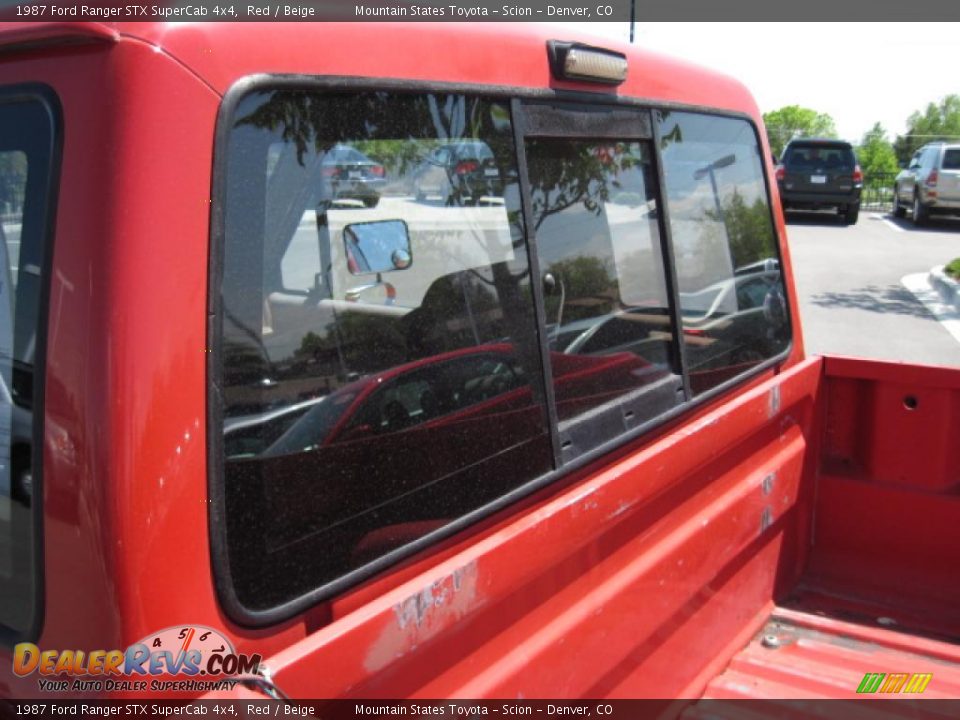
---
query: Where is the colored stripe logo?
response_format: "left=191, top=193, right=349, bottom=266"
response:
left=857, top=672, right=932, bottom=694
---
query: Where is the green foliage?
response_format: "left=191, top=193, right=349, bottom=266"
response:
left=946, top=258, right=960, bottom=280
left=526, top=140, right=643, bottom=230
left=549, top=255, right=613, bottom=298
left=352, top=138, right=437, bottom=177
left=762, top=106, right=838, bottom=159
left=894, top=94, right=960, bottom=165
left=336, top=312, right=408, bottom=371
left=236, top=91, right=501, bottom=169
left=707, top=190, right=775, bottom=269
left=544, top=255, right=616, bottom=323
left=0, top=150, right=26, bottom=216
left=857, top=123, right=899, bottom=179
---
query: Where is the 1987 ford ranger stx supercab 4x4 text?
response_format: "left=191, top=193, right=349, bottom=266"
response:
left=0, top=20, right=957, bottom=711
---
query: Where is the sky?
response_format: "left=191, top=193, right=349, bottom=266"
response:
left=558, top=22, right=959, bottom=144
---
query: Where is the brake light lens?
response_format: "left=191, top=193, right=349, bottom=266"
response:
left=852, top=165, right=863, bottom=183
left=369, top=164, right=385, bottom=177
left=775, top=166, right=785, bottom=182
left=322, top=166, right=338, bottom=178
left=455, top=160, right=479, bottom=176
left=547, top=41, right=628, bottom=85
left=926, top=169, right=939, bottom=187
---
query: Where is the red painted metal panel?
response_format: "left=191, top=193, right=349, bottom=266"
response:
left=201, top=358, right=822, bottom=699
left=809, top=359, right=960, bottom=630
left=703, top=607, right=960, bottom=701
left=0, top=21, right=118, bottom=51
left=824, top=356, right=960, bottom=387
left=805, top=476, right=960, bottom=626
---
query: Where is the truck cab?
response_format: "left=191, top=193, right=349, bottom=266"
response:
left=0, top=21, right=958, bottom=706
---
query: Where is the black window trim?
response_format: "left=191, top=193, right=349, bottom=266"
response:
left=0, top=83, right=62, bottom=647
left=516, top=99, right=685, bottom=461
left=208, top=74, right=794, bottom=627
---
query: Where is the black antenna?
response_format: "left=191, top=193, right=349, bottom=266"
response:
left=629, top=0, right=636, bottom=43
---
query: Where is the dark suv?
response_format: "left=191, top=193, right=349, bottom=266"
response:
left=775, top=139, right=862, bottom=224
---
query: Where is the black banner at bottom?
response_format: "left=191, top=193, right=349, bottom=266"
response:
left=3, top=699, right=960, bottom=720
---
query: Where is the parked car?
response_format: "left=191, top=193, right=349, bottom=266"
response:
left=321, top=143, right=387, bottom=208
left=893, top=142, right=960, bottom=225
left=775, top=139, right=862, bottom=224
left=412, top=140, right=503, bottom=205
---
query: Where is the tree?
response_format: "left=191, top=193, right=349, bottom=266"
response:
left=857, top=123, right=899, bottom=178
left=716, top=190, right=775, bottom=269
left=893, top=94, right=960, bottom=165
left=0, top=151, right=26, bottom=216
left=762, top=106, right=838, bottom=159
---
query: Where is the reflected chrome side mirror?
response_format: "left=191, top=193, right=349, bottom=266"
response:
left=344, top=219, right=412, bottom=275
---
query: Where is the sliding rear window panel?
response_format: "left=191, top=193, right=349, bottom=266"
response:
left=0, top=84, right=61, bottom=646
left=208, top=76, right=793, bottom=627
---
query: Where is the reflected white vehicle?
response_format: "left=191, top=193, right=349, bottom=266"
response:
left=553, top=261, right=786, bottom=373
left=224, top=396, right=327, bottom=459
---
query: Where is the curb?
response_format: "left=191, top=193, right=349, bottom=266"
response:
left=929, top=265, right=960, bottom=313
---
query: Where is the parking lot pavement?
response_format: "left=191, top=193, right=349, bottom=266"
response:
left=902, top=271, right=960, bottom=345
left=785, top=210, right=960, bottom=367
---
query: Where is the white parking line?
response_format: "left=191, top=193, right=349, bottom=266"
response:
left=872, top=212, right=904, bottom=233
left=902, top=272, right=960, bottom=344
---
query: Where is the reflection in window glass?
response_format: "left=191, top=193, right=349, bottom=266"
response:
left=524, top=139, right=682, bottom=457
left=219, top=91, right=551, bottom=610
left=657, top=111, right=790, bottom=395
left=0, top=98, right=54, bottom=635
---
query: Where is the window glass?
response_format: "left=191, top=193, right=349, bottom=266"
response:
left=219, top=90, right=551, bottom=610
left=783, top=143, right=854, bottom=171
left=0, top=96, right=55, bottom=635
left=941, top=148, right=960, bottom=170
left=525, top=138, right=681, bottom=456
left=657, top=111, right=790, bottom=395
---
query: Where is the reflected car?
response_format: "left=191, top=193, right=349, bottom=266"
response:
left=554, top=264, right=786, bottom=377
left=411, top=141, right=502, bottom=206
left=238, top=343, right=662, bottom=571
left=224, top=396, right=325, bottom=459
left=553, top=307, right=675, bottom=370
left=264, top=343, right=652, bottom=458
left=321, top=144, right=387, bottom=208
left=680, top=266, right=786, bottom=362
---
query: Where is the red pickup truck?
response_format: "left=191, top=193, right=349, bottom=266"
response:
left=0, top=21, right=957, bottom=709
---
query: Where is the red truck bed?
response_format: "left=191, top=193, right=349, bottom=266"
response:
left=706, top=600, right=960, bottom=701
left=695, top=356, right=960, bottom=708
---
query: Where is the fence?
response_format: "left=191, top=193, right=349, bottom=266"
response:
left=860, top=172, right=897, bottom=212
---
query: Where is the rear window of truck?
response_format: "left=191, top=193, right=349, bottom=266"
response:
left=212, top=85, right=790, bottom=621
left=0, top=88, right=58, bottom=639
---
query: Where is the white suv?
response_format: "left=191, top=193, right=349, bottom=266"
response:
left=893, top=142, right=960, bottom=225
